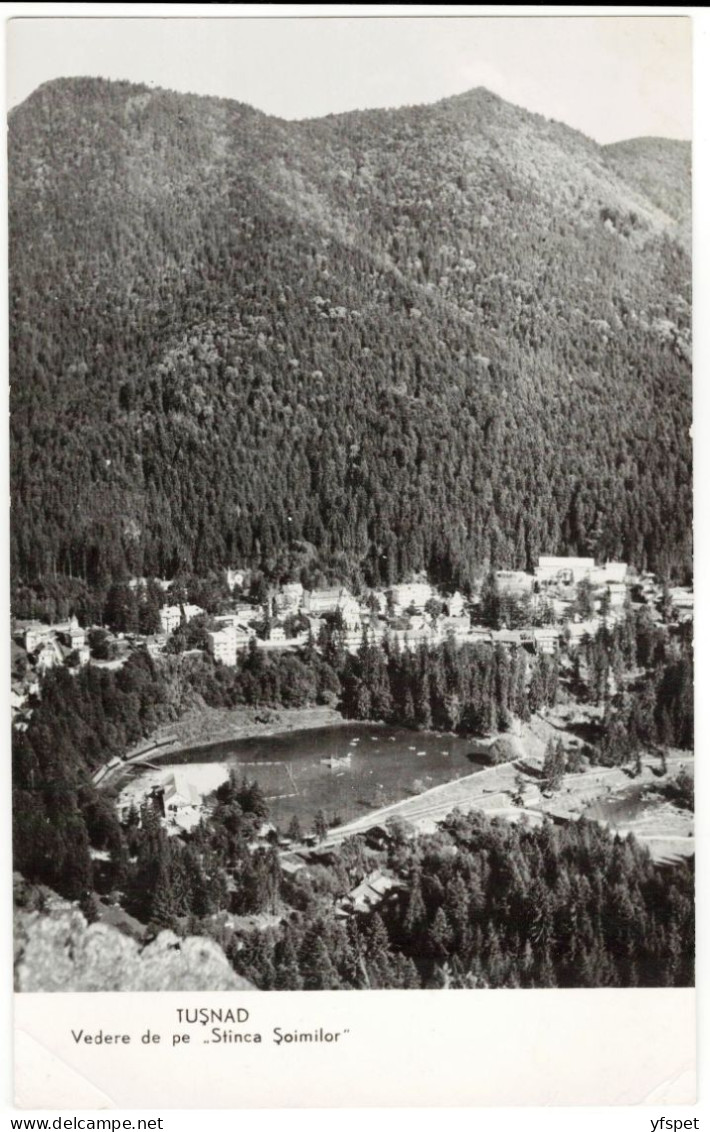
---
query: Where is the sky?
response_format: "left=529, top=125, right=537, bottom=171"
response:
left=5, top=11, right=693, bottom=144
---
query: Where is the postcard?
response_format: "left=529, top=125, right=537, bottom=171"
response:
left=7, top=8, right=696, bottom=1111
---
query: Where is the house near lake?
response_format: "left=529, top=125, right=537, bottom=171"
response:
left=336, top=871, right=404, bottom=918
left=151, top=773, right=202, bottom=831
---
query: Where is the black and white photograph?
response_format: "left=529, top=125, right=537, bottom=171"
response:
left=8, top=8, right=694, bottom=1019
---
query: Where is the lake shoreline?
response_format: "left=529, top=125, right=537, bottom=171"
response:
left=135, top=703, right=349, bottom=761
left=105, top=703, right=490, bottom=787
left=109, top=715, right=493, bottom=828
left=107, top=703, right=693, bottom=866
left=97, top=704, right=350, bottom=790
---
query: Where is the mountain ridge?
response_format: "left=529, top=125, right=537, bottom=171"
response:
left=9, top=76, right=692, bottom=596
left=14, top=75, right=692, bottom=148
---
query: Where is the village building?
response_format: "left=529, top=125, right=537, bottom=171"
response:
left=342, top=628, right=365, bottom=651
left=669, top=587, right=694, bottom=611
left=34, top=638, right=66, bottom=673
left=389, top=624, right=437, bottom=651
left=183, top=603, right=204, bottom=623
left=274, top=582, right=304, bottom=615
left=541, top=803, right=581, bottom=827
left=446, top=592, right=466, bottom=618
left=468, top=627, right=494, bottom=644
left=159, top=605, right=182, bottom=635
left=158, top=602, right=204, bottom=635
left=606, top=582, right=627, bottom=610
left=206, top=625, right=240, bottom=666
left=597, top=562, right=629, bottom=585
left=337, top=871, right=404, bottom=918
left=533, top=627, right=560, bottom=655
left=10, top=688, right=28, bottom=719
left=438, top=615, right=472, bottom=642
left=146, top=635, right=167, bottom=658
left=20, top=618, right=69, bottom=653
left=535, top=556, right=596, bottom=586
left=495, top=570, right=534, bottom=597
left=407, top=614, right=428, bottom=632
left=213, top=615, right=253, bottom=643
left=303, top=587, right=352, bottom=616
left=15, top=617, right=92, bottom=670
left=389, top=581, right=433, bottom=613
left=231, top=604, right=262, bottom=628
left=225, top=567, right=246, bottom=592
left=152, top=773, right=202, bottom=831
left=280, top=856, right=309, bottom=878
left=367, top=591, right=389, bottom=615
left=565, top=620, right=600, bottom=647
left=492, top=628, right=525, bottom=648
left=338, top=596, right=362, bottom=631
left=54, top=619, right=87, bottom=651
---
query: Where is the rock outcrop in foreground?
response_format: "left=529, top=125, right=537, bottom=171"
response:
left=15, top=906, right=255, bottom=992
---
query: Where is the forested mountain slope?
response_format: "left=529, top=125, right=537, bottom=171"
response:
left=603, top=137, right=691, bottom=239
left=9, top=79, right=692, bottom=592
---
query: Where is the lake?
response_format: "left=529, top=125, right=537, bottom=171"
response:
left=584, top=782, right=669, bottom=829
left=122, top=723, right=492, bottom=830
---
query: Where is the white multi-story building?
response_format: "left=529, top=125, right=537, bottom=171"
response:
left=389, top=581, right=433, bottom=613
left=207, top=625, right=240, bottom=666
left=22, top=615, right=82, bottom=653
left=597, top=562, right=628, bottom=585
left=339, top=597, right=362, bottom=631
left=606, top=583, right=627, bottom=610
left=447, top=592, right=466, bottom=618
left=67, top=624, right=86, bottom=650
left=303, top=587, right=352, bottom=615
left=35, top=639, right=65, bottom=672
left=535, top=557, right=596, bottom=586
left=533, top=627, right=561, bottom=655
left=159, top=605, right=182, bottom=634
left=669, top=587, right=694, bottom=610
left=389, top=623, right=437, bottom=651
left=23, top=622, right=53, bottom=653
left=159, top=603, right=204, bottom=635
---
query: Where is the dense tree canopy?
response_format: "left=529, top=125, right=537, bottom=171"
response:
left=9, top=80, right=692, bottom=600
